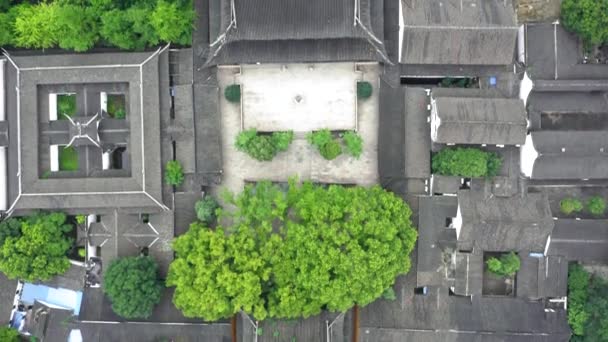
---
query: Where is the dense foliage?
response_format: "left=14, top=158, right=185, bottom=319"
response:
left=486, top=252, right=520, bottom=278
left=561, top=0, right=608, bottom=46
left=103, top=256, right=163, bottom=319
left=357, top=81, right=373, bottom=99
left=235, top=129, right=294, bottom=161
left=165, top=160, right=184, bottom=186
left=342, top=131, right=363, bottom=158
left=167, top=180, right=417, bottom=321
left=195, top=196, right=219, bottom=225
left=307, top=129, right=363, bottom=160
left=225, top=84, right=241, bottom=103
left=0, top=0, right=194, bottom=51
left=587, top=196, right=606, bottom=216
left=0, top=213, right=72, bottom=282
left=569, top=264, right=590, bottom=337
left=567, top=264, right=608, bottom=342
left=560, top=198, right=584, bottom=215
left=432, top=148, right=502, bottom=177
left=0, top=326, right=19, bottom=342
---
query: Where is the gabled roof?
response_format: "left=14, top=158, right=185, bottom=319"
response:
left=548, top=219, right=608, bottom=263
left=431, top=94, right=527, bottom=145
left=400, top=0, right=518, bottom=65
left=206, top=0, right=389, bottom=65
left=457, top=190, right=554, bottom=252
left=528, top=131, right=608, bottom=180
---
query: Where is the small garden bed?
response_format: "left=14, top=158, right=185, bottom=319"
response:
left=482, top=252, right=519, bottom=296
left=432, top=147, right=502, bottom=178
left=107, top=94, right=126, bottom=119
left=57, top=94, right=76, bottom=119
left=235, top=129, right=294, bottom=161
left=307, top=129, right=363, bottom=160
left=59, top=146, right=78, bottom=171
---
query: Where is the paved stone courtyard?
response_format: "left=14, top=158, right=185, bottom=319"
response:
left=217, top=63, right=380, bottom=194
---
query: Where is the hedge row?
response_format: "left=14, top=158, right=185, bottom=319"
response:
left=0, top=0, right=194, bottom=51
left=560, top=196, right=606, bottom=216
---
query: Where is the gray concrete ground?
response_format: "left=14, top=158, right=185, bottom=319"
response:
left=237, top=63, right=360, bottom=132
left=217, top=63, right=380, bottom=194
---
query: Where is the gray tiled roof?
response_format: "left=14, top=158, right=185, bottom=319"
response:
left=548, top=219, right=608, bottom=263
left=400, top=0, right=518, bottom=65
left=457, top=190, right=554, bottom=252
left=530, top=131, right=608, bottom=180
left=432, top=95, right=527, bottom=145
left=206, top=0, right=388, bottom=64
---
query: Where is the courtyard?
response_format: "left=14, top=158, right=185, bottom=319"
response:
left=218, top=62, right=380, bottom=194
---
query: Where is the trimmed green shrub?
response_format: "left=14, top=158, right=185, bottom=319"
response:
left=568, top=264, right=589, bottom=336
left=78, top=247, right=86, bottom=258
left=0, top=326, right=19, bottom=342
left=103, top=256, right=163, bottom=319
left=165, top=160, right=184, bottom=186
left=342, top=131, right=363, bottom=158
left=560, top=198, right=583, bottom=215
left=224, top=84, right=241, bottom=103
left=357, top=81, right=373, bottom=99
left=587, top=196, right=606, bottom=216
left=235, top=129, right=293, bottom=161
left=76, top=215, right=87, bottom=225
left=195, top=196, right=219, bottom=225
left=271, top=131, right=294, bottom=152
left=432, top=148, right=502, bottom=178
left=320, top=140, right=342, bottom=160
left=486, top=252, right=520, bottom=278
left=306, top=129, right=333, bottom=149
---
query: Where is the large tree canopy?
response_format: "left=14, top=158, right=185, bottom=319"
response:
left=103, top=256, right=163, bottom=319
left=0, top=213, right=72, bottom=282
left=167, top=180, right=417, bottom=321
left=561, top=0, right=608, bottom=46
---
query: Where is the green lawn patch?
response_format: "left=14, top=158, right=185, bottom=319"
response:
left=57, top=94, right=76, bottom=119
left=59, top=146, right=78, bottom=171
left=107, top=94, right=126, bottom=119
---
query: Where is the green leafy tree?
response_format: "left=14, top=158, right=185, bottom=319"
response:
left=0, top=326, right=19, bottom=342
left=224, top=84, right=241, bottom=103
left=0, top=10, right=15, bottom=47
left=13, top=3, right=59, bottom=49
left=168, top=180, right=417, bottom=321
left=587, top=196, right=606, bottom=216
left=103, top=256, right=163, bottom=319
left=150, top=0, right=194, bottom=45
left=561, top=0, right=608, bottom=46
left=486, top=252, right=520, bottom=278
left=583, top=275, right=608, bottom=341
left=568, top=264, right=590, bottom=336
left=432, top=148, right=502, bottom=178
left=100, top=6, right=157, bottom=50
left=195, top=196, right=219, bottom=225
left=165, top=160, right=184, bottom=186
left=560, top=198, right=584, bottom=215
left=0, top=213, right=72, bottom=282
left=342, top=131, right=363, bottom=158
left=0, top=218, right=21, bottom=246
left=357, top=81, right=373, bottom=99
left=55, top=5, right=99, bottom=52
